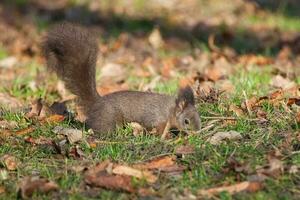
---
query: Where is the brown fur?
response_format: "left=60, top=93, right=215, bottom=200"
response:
left=42, top=23, right=201, bottom=134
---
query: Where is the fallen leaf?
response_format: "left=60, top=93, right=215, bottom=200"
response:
left=241, top=96, right=259, bottom=112
left=208, top=131, right=242, bottom=145
left=296, top=112, right=300, bottom=123
left=288, top=165, right=298, bottom=174
left=175, top=144, right=195, bottom=155
left=257, top=153, right=283, bottom=178
left=97, top=83, right=128, bottom=95
left=24, top=136, right=53, bottom=145
left=84, top=162, right=135, bottom=193
left=239, top=54, right=273, bottom=66
left=198, top=181, right=262, bottom=197
left=148, top=28, right=164, bottom=49
left=133, top=156, right=175, bottom=170
left=0, top=56, right=17, bottom=68
left=269, top=90, right=284, bottom=100
left=69, top=145, right=85, bottom=159
left=41, top=115, right=65, bottom=124
left=256, top=109, right=267, bottom=119
left=53, top=126, right=83, bottom=144
left=133, top=156, right=186, bottom=173
left=26, top=98, right=43, bottom=118
left=161, top=58, right=175, bottom=78
left=100, top=62, right=126, bottom=84
left=0, top=120, right=18, bottom=129
left=0, top=93, right=23, bottom=110
left=0, top=186, right=5, bottom=194
left=86, top=174, right=135, bottom=193
left=270, top=75, right=295, bottom=89
left=287, top=98, right=300, bottom=106
left=19, top=176, right=59, bottom=199
left=1, top=154, right=18, bottom=171
left=0, top=169, right=9, bottom=180
left=130, top=122, right=144, bottom=136
left=56, top=80, right=75, bottom=100
left=15, top=127, right=35, bottom=136
left=229, top=105, right=244, bottom=117
left=112, top=165, right=157, bottom=183
left=204, top=66, right=224, bottom=82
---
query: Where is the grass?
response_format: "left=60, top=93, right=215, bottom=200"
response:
left=1, top=0, right=300, bottom=199
left=0, top=62, right=299, bottom=199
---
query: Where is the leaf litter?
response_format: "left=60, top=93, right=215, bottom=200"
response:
left=0, top=0, right=300, bottom=198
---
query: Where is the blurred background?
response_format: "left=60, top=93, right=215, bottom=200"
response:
left=0, top=0, right=299, bottom=101
left=1, top=2, right=300, bottom=199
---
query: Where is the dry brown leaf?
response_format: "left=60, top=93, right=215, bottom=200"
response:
left=26, top=99, right=43, bottom=118
left=296, top=112, right=300, bottom=123
left=257, top=153, right=284, bottom=178
left=239, top=54, right=273, bottom=66
left=242, top=96, right=259, bottom=111
left=198, top=181, right=262, bottom=197
left=130, top=122, right=144, bottom=136
left=15, top=127, right=35, bottom=136
left=41, top=115, right=65, bottom=124
left=229, top=105, right=244, bottom=117
left=133, top=156, right=175, bottom=170
left=100, top=62, right=126, bottom=84
left=53, top=126, right=83, bottom=144
left=256, top=109, right=267, bottom=119
left=179, top=77, right=194, bottom=88
left=69, top=145, right=85, bottom=159
left=85, top=161, right=135, bottom=193
left=19, top=176, right=58, bottom=199
left=97, top=83, right=128, bottom=96
left=0, top=169, right=9, bottom=180
left=0, top=120, right=18, bottom=129
left=204, top=66, right=224, bottom=82
left=148, top=28, right=164, bottom=49
left=161, top=58, right=175, bottom=78
left=0, top=92, right=23, bottom=110
left=208, top=131, right=242, bottom=145
left=270, top=75, right=296, bottom=89
left=287, top=98, right=300, bottom=107
left=133, top=156, right=186, bottom=173
left=24, top=136, right=53, bottom=145
left=288, top=165, right=298, bottom=174
left=175, top=144, right=195, bottom=155
left=269, top=90, right=284, bottom=100
left=86, top=174, right=135, bottom=193
left=0, top=186, right=5, bottom=194
left=216, top=80, right=235, bottom=93
left=1, top=154, right=18, bottom=171
left=0, top=56, right=17, bottom=68
left=112, top=165, right=157, bottom=183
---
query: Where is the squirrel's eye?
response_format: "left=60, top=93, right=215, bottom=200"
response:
left=184, top=119, right=190, bottom=125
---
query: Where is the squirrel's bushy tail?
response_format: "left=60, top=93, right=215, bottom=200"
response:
left=42, top=23, right=99, bottom=103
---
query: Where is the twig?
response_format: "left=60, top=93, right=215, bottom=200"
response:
left=201, top=116, right=261, bottom=121
left=161, top=120, right=171, bottom=140
left=243, top=90, right=252, bottom=116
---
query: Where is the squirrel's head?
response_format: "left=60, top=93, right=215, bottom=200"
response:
left=173, top=86, right=201, bottom=132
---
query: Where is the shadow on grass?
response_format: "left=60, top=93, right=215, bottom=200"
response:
left=1, top=0, right=300, bottom=56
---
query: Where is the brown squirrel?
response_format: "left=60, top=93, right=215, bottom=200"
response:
left=42, top=23, right=201, bottom=135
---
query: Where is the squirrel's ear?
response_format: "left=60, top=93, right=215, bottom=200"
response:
left=175, top=86, right=195, bottom=111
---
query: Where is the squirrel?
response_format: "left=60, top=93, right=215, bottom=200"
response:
left=42, top=23, right=201, bottom=136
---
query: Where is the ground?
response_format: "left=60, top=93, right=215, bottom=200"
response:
left=0, top=0, right=300, bottom=199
